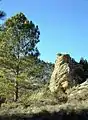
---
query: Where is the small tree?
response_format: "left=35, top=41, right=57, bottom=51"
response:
left=0, top=12, right=40, bottom=101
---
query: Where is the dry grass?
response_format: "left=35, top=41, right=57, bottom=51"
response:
left=0, top=84, right=88, bottom=117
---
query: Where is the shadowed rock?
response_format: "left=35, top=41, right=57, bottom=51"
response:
left=0, top=96, right=6, bottom=107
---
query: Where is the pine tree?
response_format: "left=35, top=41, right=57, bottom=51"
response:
left=0, top=12, right=40, bottom=101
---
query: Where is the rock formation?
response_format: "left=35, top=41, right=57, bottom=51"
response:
left=49, top=53, right=83, bottom=93
left=67, top=80, right=88, bottom=103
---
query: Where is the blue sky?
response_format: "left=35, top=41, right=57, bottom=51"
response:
left=0, top=0, right=88, bottom=63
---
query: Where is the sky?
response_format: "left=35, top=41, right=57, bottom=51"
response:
left=0, top=0, right=88, bottom=63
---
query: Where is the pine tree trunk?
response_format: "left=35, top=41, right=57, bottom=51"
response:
left=14, top=79, right=18, bottom=102
left=14, top=44, right=20, bottom=102
left=14, top=63, right=19, bottom=102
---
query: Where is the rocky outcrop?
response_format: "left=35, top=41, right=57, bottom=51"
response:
left=49, top=53, right=83, bottom=93
left=67, top=80, right=88, bottom=102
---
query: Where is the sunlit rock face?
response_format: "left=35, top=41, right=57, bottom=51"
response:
left=49, top=53, right=82, bottom=93
left=67, top=80, right=88, bottom=103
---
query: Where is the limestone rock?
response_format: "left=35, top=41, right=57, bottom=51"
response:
left=49, top=53, right=83, bottom=93
left=49, top=54, right=71, bottom=92
left=67, top=80, right=88, bottom=102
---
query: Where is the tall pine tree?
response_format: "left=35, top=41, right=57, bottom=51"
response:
left=0, top=12, right=40, bottom=101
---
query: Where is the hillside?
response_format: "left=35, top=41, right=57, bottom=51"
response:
left=0, top=54, right=88, bottom=119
